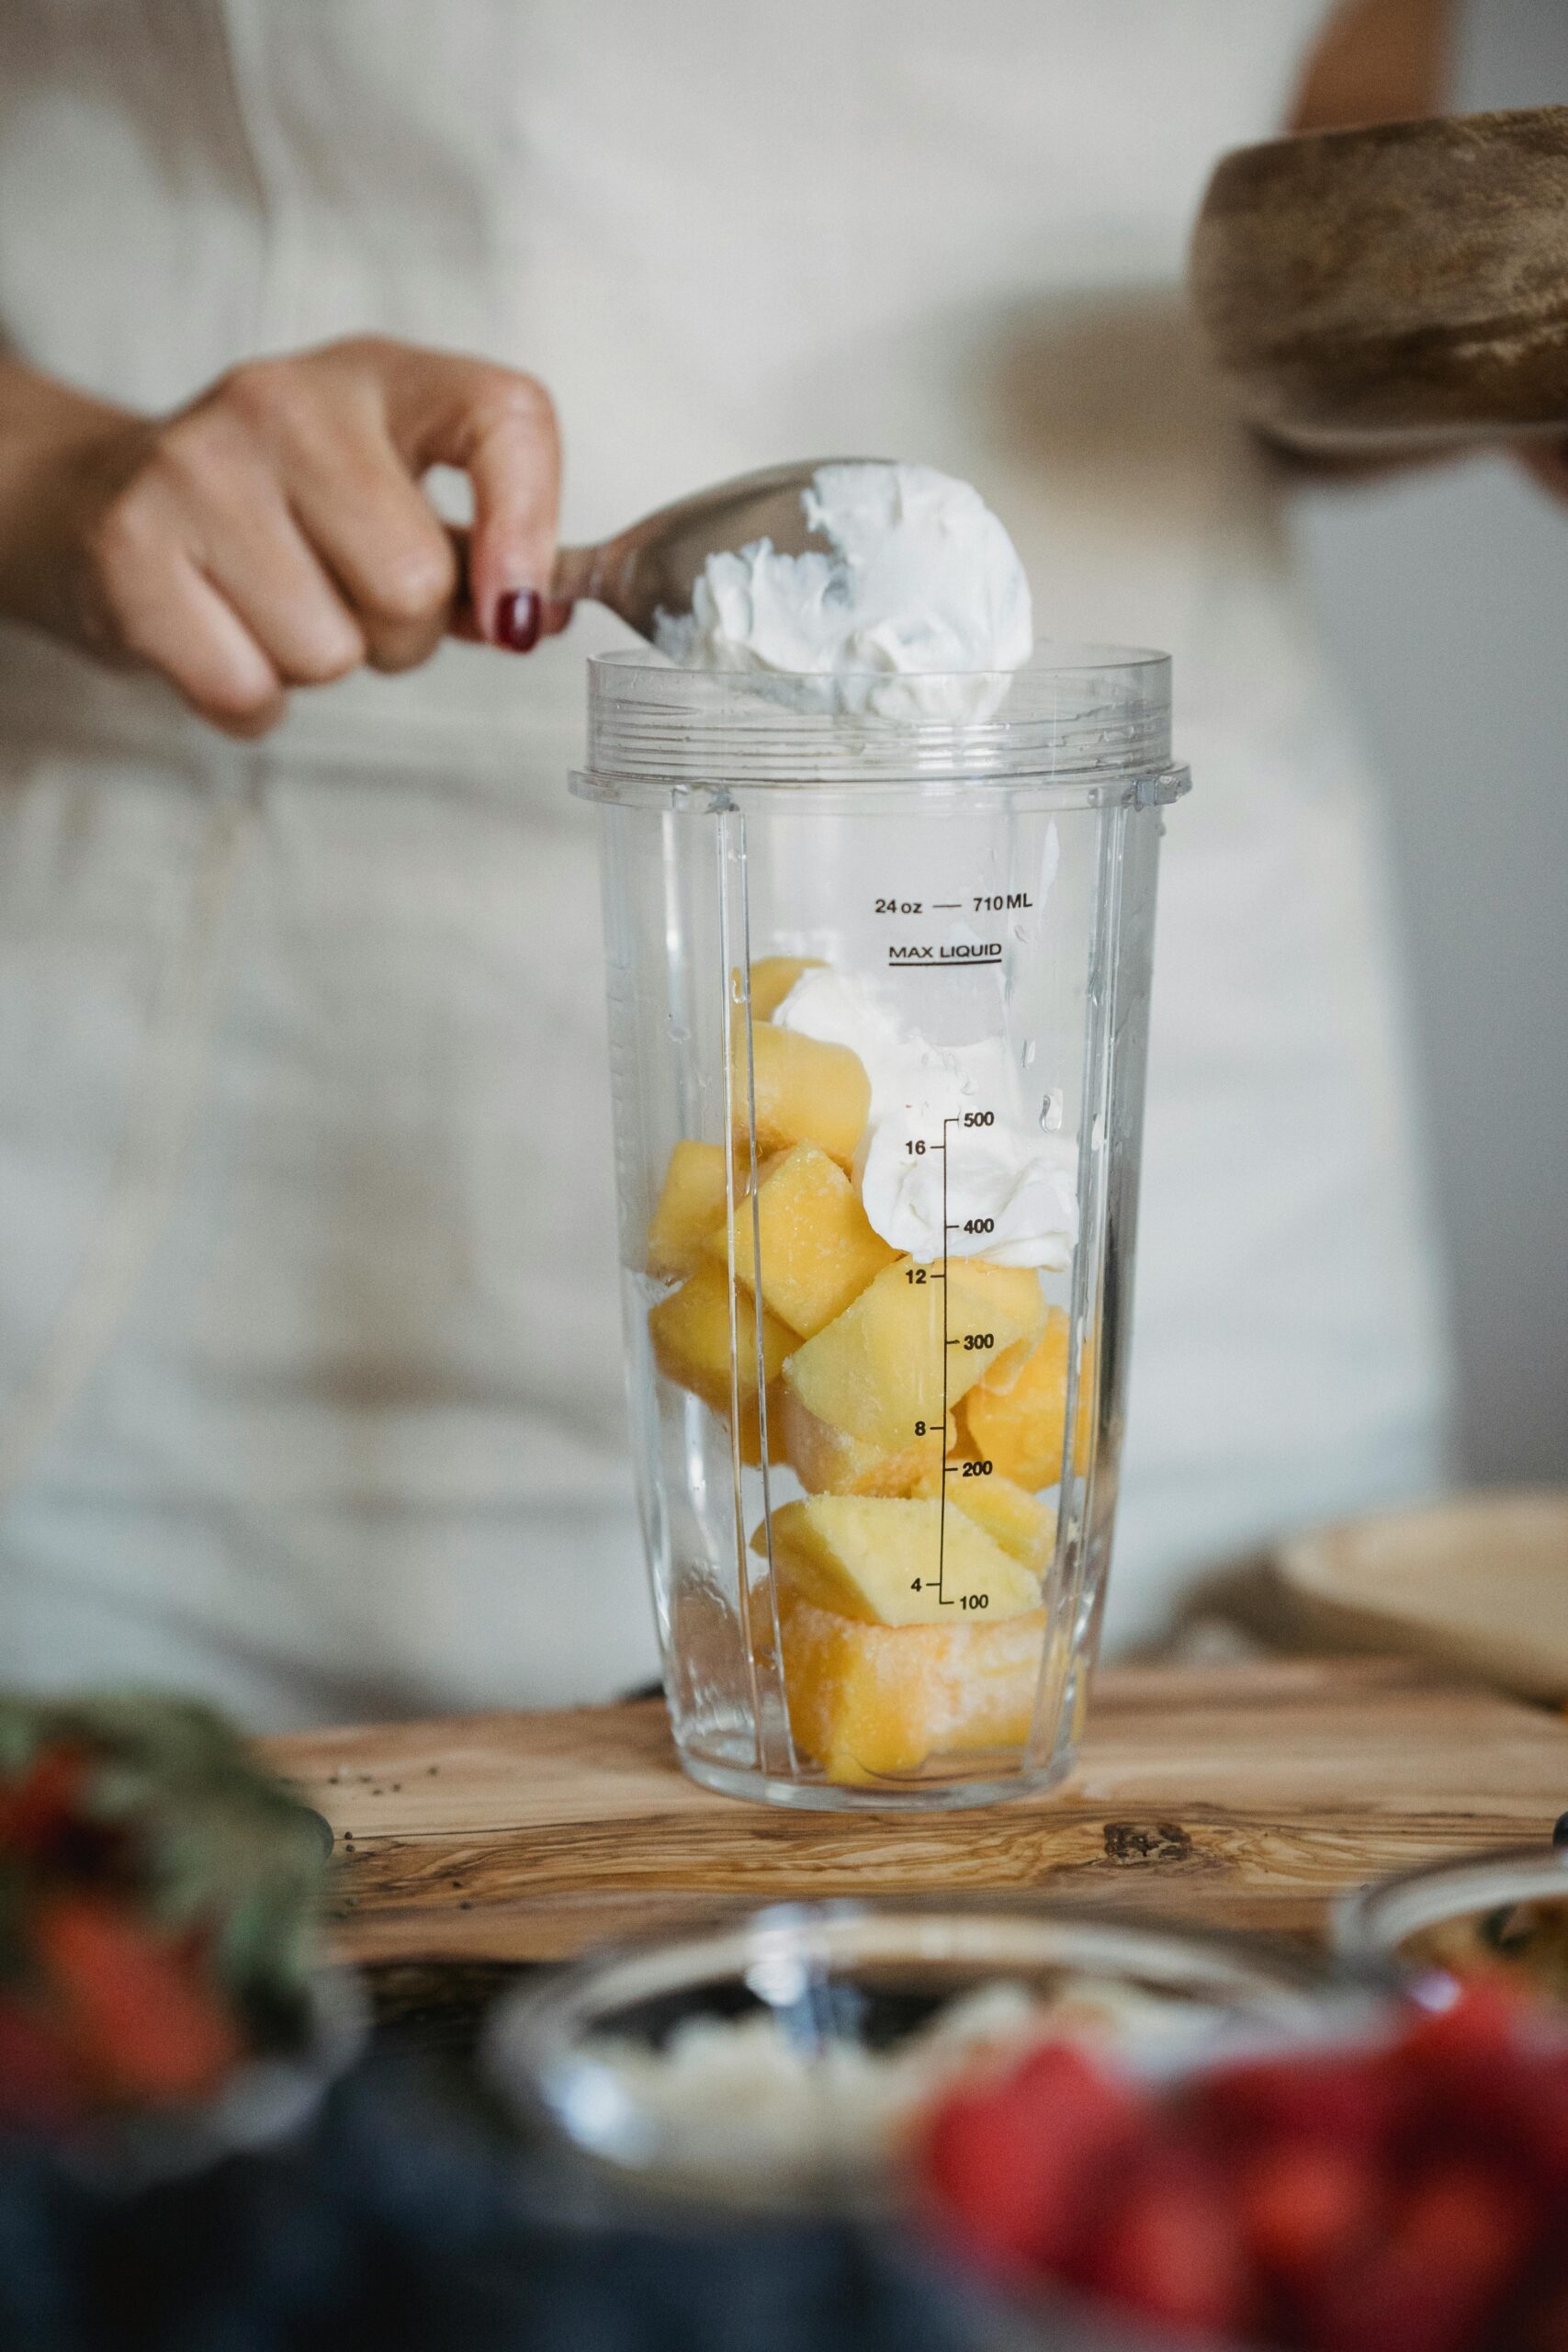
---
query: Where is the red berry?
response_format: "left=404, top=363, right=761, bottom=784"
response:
left=1505, top=2050, right=1568, bottom=2188
left=0, top=1743, right=91, bottom=1860
left=919, top=2040, right=1143, bottom=2270
left=1396, top=1982, right=1527, bottom=2074
left=1395, top=2161, right=1536, bottom=2290
left=1308, top=2160, right=1537, bottom=2352
left=32, top=1893, right=242, bottom=2104
left=1311, top=2258, right=1472, bottom=2352
left=1192, top=2048, right=1399, bottom=2154
left=1235, top=2138, right=1382, bottom=2283
left=1072, top=2143, right=1252, bottom=2341
left=1519, top=2277, right=1568, bottom=2352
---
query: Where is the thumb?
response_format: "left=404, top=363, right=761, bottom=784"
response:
left=379, top=348, right=560, bottom=647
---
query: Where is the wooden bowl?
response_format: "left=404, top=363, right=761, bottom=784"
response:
left=1270, top=1488, right=1568, bottom=1704
left=1190, top=106, right=1568, bottom=449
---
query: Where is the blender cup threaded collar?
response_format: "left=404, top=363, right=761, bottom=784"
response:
left=574, top=643, right=1190, bottom=800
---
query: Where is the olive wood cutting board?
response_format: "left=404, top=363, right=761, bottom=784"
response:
left=262, top=1658, right=1568, bottom=1966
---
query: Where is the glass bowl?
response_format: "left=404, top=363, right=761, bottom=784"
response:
left=485, top=1900, right=1373, bottom=2214
left=55, top=1963, right=370, bottom=2193
left=1336, top=1841, right=1568, bottom=2009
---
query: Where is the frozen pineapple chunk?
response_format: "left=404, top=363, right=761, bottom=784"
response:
left=733, top=1023, right=869, bottom=1169
left=766, top=1494, right=1040, bottom=1626
left=712, top=1142, right=897, bottom=1339
left=962, top=1307, right=1091, bottom=1491
left=975, top=1329, right=1035, bottom=1396
left=737, top=956, right=824, bottom=1021
left=781, top=1388, right=953, bottom=1497
left=954, top=1474, right=1056, bottom=1573
left=739, top=1383, right=789, bottom=1466
left=782, top=1257, right=1045, bottom=1457
left=649, top=1263, right=793, bottom=1415
left=648, top=1139, right=731, bottom=1279
left=776, top=1584, right=1048, bottom=1782
left=916, top=1461, right=1056, bottom=1573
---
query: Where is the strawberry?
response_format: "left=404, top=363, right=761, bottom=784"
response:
left=1071, top=2142, right=1252, bottom=2342
left=0, top=1743, right=91, bottom=1861
left=1394, top=2160, right=1538, bottom=2295
left=1308, top=2159, right=1537, bottom=2352
left=1395, top=1982, right=1527, bottom=2077
left=1311, top=2258, right=1478, bottom=2352
left=918, top=2040, right=1143, bottom=2270
left=920, top=1996, right=1565, bottom=2352
left=31, top=1892, right=241, bottom=2104
left=1191, top=2046, right=1400, bottom=2155
left=1519, top=2277, right=1568, bottom=2352
left=1235, top=2137, right=1382, bottom=2284
left=1403, top=2038, right=1568, bottom=2188
left=1504, top=2048, right=1568, bottom=2188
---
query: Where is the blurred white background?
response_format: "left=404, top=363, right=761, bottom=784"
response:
left=1295, top=0, right=1568, bottom=1484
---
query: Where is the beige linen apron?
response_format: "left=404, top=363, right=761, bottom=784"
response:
left=0, top=1, right=1452, bottom=1724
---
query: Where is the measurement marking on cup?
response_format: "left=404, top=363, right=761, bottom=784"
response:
left=936, top=1118, right=958, bottom=1608
left=888, top=943, right=1003, bottom=967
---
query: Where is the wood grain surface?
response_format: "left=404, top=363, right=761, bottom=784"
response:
left=262, top=1659, right=1568, bottom=1966
left=1191, top=105, right=1568, bottom=447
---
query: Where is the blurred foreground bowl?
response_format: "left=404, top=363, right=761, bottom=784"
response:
left=1337, top=1839, right=1568, bottom=2009
left=486, top=1901, right=1371, bottom=2215
left=58, top=1961, right=370, bottom=2193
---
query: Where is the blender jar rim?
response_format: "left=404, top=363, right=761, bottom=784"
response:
left=576, top=639, right=1187, bottom=797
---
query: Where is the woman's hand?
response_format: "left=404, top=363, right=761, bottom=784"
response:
left=1515, top=440, right=1568, bottom=511
left=0, top=337, right=567, bottom=738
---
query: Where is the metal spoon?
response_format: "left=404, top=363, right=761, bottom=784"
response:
left=547, top=458, right=881, bottom=642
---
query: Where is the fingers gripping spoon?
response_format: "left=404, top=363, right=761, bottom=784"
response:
left=547, top=459, right=880, bottom=643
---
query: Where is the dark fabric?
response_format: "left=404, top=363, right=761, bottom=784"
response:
left=0, top=2055, right=995, bottom=2352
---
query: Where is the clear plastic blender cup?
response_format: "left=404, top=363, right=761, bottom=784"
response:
left=573, top=647, right=1188, bottom=1811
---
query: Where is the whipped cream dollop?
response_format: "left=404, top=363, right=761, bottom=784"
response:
left=773, top=967, right=1077, bottom=1271
left=656, top=462, right=1032, bottom=719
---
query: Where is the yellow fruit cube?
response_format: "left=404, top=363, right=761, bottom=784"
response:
left=649, top=1264, right=793, bottom=1415
left=736, top=956, right=824, bottom=1021
left=712, top=1142, right=897, bottom=1340
left=648, top=1139, right=731, bottom=1279
left=733, top=1023, right=869, bottom=1169
left=776, top=1585, right=1048, bottom=1782
left=765, top=1494, right=1040, bottom=1626
left=916, top=1463, right=1056, bottom=1573
left=739, top=1383, right=789, bottom=1466
left=961, top=1307, right=1092, bottom=1492
left=780, top=1388, right=953, bottom=1497
left=976, top=1330, right=1035, bottom=1396
left=782, top=1258, right=1045, bottom=1457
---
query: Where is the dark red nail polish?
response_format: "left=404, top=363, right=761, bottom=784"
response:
left=495, top=588, right=541, bottom=652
